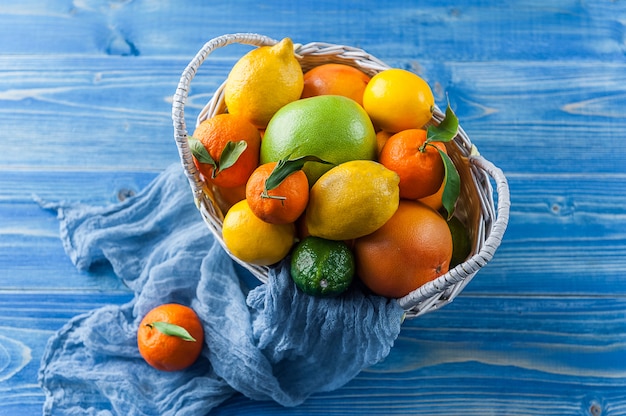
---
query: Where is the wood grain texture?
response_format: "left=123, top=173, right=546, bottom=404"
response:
left=1, top=0, right=626, bottom=414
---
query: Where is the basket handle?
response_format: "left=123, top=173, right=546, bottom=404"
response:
left=398, top=154, right=511, bottom=314
left=171, top=33, right=279, bottom=201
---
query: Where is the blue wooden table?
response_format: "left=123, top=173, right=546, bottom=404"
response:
left=2, top=1, right=626, bottom=415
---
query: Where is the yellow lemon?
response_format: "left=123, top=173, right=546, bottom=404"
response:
left=362, top=68, right=434, bottom=132
left=305, top=160, right=400, bottom=241
left=222, top=200, right=295, bottom=266
left=225, top=38, right=304, bottom=129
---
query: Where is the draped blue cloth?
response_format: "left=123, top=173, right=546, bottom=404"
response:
left=37, top=164, right=404, bottom=415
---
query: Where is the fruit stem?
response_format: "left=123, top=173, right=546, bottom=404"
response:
left=260, top=190, right=287, bottom=201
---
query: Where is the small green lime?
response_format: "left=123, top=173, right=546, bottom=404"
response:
left=290, top=236, right=355, bottom=297
left=448, top=216, right=472, bottom=267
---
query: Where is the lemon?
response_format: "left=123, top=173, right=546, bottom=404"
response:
left=222, top=199, right=295, bottom=266
left=225, top=38, right=303, bottom=129
left=362, top=68, right=434, bottom=132
left=290, top=236, right=354, bottom=297
left=305, top=160, right=400, bottom=241
left=261, top=95, right=377, bottom=185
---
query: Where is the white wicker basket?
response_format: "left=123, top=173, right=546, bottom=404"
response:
left=172, top=33, right=510, bottom=318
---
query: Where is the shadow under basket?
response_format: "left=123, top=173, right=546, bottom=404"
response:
left=172, top=33, right=511, bottom=319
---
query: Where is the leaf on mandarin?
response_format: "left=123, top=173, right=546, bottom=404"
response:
left=217, top=140, right=248, bottom=174
left=264, top=155, right=333, bottom=195
left=426, top=104, right=459, bottom=144
left=149, top=321, right=197, bottom=342
left=189, top=137, right=217, bottom=166
left=437, top=148, right=461, bottom=220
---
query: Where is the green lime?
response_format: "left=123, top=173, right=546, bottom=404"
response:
left=260, top=95, right=377, bottom=185
left=290, top=236, right=355, bottom=297
left=448, top=216, right=472, bottom=267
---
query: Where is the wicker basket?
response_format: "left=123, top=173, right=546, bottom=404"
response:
left=172, top=33, right=510, bottom=318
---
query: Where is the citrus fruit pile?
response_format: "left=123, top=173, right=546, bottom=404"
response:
left=190, top=37, right=472, bottom=300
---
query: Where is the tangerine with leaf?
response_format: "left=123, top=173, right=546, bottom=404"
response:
left=189, top=113, right=261, bottom=188
left=379, top=105, right=461, bottom=218
left=137, top=303, right=204, bottom=372
left=245, top=158, right=314, bottom=225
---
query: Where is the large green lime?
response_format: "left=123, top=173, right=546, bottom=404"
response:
left=260, top=95, right=377, bottom=185
left=290, top=236, right=355, bottom=297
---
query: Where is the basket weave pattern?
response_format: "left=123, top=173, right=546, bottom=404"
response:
left=172, top=33, right=510, bottom=318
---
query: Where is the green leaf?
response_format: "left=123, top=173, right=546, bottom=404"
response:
left=217, top=140, right=248, bottom=174
left=436, top=147, right=461, bottom=220
left=149, top=321, right=197, bottom=342
left=189, top=138, right=217, bottom=166
left=263, top=155, right=333, bottom=197
left=426, top=105, right=459, bottom=144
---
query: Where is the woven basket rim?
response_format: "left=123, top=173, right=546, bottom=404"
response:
left=171, top=33, right=511, bottom=318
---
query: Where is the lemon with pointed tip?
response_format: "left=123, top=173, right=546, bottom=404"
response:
left=305, top=160, right=400, bottom=241
left=225, top=38, right=304, bottom=129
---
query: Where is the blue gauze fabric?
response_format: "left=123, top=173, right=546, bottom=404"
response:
left=37, top=163, right=404, bottom=415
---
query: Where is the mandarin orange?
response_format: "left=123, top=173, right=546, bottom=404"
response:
left=137, top=303, right=204, bottom=372
left=379, top=128, right=446, bottom=200
left=191, top=113, right=261, bottom=188
left=245, top=161, right=309, bottom=224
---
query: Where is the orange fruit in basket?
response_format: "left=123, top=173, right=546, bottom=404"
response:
left=225, top=38, right=304, bottom=129
left=375, top=130, right=393, bottom=157
left=137, top=303, right=204, bottom=372
left=211, top=183, right=246, bottom=214
left=245, top=161, right=309, bottom=224
left=301, top=63, right=371, bottom=106
left=190, top=113, right=261, bottom=188
left=353, top=200, right=453, bottom=298
left=222, top=199, right=296, bottom=266
left=261, top=95, right=377, bottom=185
left=418, top=178, right=445, bottom=211
left=363, top=68, right=434, bottom=132
left=379, top=128, right=446, bottom=200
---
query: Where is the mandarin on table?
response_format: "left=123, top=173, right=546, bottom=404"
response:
left=191, top=113, right=261, bottom=188
left=363, top=68, right=434, bottom=132
left=245, top=161, right=309, bottom=224
left=137, top=303, right=204, bottom=372
left=301, top=63, right=371, bottom=106
left=379, top=128, right=447, bottom=200
left=354, top=200, right=453, bottom=298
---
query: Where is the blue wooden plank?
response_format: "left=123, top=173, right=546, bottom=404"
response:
left=1, top=0, right=626, bottom=414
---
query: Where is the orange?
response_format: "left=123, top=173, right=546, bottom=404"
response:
left=379, top=128, right=446, bottom=200
left=212, top=183, right=246, bottom=214
left=362, top=68, right=434, bottom=132
left=137, top=303, right=204, bottom=372
left=191, top=113, right=261, bottom=188
left=418, top=178, right=445, bottom=211
left=353, top=200, right=453, bottom=298
left=375, top=130, right=393, bottom=157
left=245, top=162, right=309, bottom=224
left=301, top=63, right=371, bottom=106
